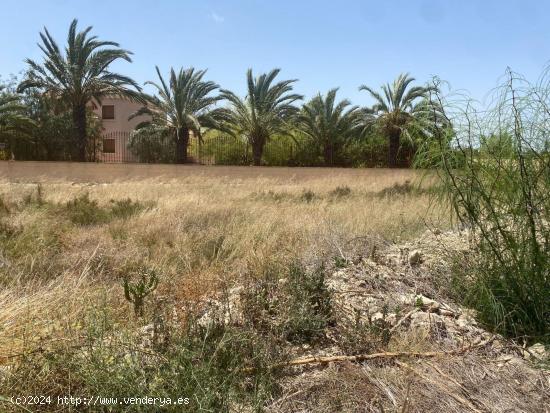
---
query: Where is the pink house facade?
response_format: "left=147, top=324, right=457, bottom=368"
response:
left=90, top=97, right=149, bottom=162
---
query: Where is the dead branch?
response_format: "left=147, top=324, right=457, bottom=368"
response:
left=278, top=337, right=495, bottom=369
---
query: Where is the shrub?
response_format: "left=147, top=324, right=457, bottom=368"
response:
left=240, top=263, right=333, bottom=345
left=128, top=129, right=176, bottom=163
left=329, top=186, right=352, bottom=198
left=300, top=189, right=316, bottom=203
left=430, top=69, right=549, bottom=342
left=2, top=306, right=284, bottom=412
left=281, top=264, right=333, bottom=344
left=110, top=198, right=152, bottom=219
left=64, top=193, right=109, bottom=226
left=377, top=180, right=414, bottom=197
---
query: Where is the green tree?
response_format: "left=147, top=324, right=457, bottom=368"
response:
left=0, top=88, right=34, bottom=158
left=18, top=19, right=141, bottom=161
left=297, top=88, right=363, bottom=165
left=220, top=69, right=302, bottom=166
left=131, top=66, right=224, bottom=163
left=360, top=73, right=440, bottom=167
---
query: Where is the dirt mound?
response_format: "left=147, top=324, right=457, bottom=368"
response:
left=267, top=230, right=549, bottom=412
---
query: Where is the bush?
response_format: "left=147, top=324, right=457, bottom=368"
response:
left=329, top=186, right=352, bottom=198
left=431, top=69, right=549, bottom=342
left=64, top=195, right=151, bottom=226
left=2, top=307, right=283, bottom=412
left=128, top=129, right=175, bottom=163
left=110, top=198, right=152, bottom=219
left=241, top=263, right=333, bottom=345
left=281, top=264, right=333, bottom=344
left=300, top=190, right=316, bottom=203
left=64, top=193, right=110, bottom=226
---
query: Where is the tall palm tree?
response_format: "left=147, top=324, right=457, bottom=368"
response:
left=130, top=66, right=224, bottom=163
left=17, top=19, right=142, bottom=161
left=359, top=73, right=438, bottom=168
left=220, top=69, right=302, bottom=166
left=297, top=88, right=363, bottom=165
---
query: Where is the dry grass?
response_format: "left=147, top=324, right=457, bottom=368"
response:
left=0, top=166, right=445, bottom=361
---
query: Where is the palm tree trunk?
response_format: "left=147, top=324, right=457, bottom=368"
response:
left=388, top=131, right=400, bottom=168
left=252, top=138, right=265, bottom=166
left=72, top=104, right=87, bottom=162
left=323, top=143, right=334, bottom=166
left=175, top=127, right=190, bottom=164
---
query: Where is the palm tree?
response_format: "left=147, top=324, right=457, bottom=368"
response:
left=220, top=69, right=302, bottom=166
left=0, top=91, right=35, bottom=158
left=359, top=73, right=439, bottom=167
left=17, top=19, right=142, bottom=161
left=297, top=88, right=363, bottom=165
left=130, top=66, right=224, bottom=163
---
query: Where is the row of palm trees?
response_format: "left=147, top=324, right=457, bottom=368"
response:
left=5, top=19, right=446, bottom=167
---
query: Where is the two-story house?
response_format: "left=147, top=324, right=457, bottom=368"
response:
left=90, top=97, right=149, bottom=162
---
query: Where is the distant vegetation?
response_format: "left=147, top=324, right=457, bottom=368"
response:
left=1, top=19, right=450, bottom=168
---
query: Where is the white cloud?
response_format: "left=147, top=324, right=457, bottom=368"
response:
left=210, top=12, right=225, bottom=23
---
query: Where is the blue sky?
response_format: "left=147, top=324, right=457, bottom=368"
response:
left=1, top=0, right=549, bottom=105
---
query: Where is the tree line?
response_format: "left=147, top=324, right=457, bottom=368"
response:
left=1, top=19, right=449, bottom=167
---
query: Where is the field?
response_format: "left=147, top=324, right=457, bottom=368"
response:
left=0, top=162, right=546, bottom=412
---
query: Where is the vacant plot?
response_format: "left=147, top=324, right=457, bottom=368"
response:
left=0, top=162, right=545, bottom=412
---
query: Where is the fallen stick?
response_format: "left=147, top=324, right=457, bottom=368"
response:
left=277, top=337, right=495, bottom=369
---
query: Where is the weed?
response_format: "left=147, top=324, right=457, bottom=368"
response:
left=300, top=189, right=316, bottom=203
left=0, top=195, right=10, bottom=215
left=333, top=255, right=349, bottom=268
left=22, top=183, right=45, bottom=207
left=329, top=185, right=352, bottom=198
left=123, top=266, right=159, bottom=317
left=429, top=70, right=549, bottom=341
left=64, top=193, right=109, bottom=226
left=377, top=180, right=414, bottom=197
left=281, top=264, right=333, bottom=344
left=240, top=263, right=333, bottom=345
left=2, top=305, right=284, bottom=412
left=110, top=198, right=152, bottom=219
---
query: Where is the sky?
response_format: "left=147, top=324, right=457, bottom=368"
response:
left=1, top=0, right=549, bottom=106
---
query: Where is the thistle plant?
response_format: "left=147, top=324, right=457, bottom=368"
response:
left=123, top=268, right=159, bottom=317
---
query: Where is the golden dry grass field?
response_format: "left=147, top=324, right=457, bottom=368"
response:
left=6, top=161, right=513, bottom=413
left=0, top=162, right=444, bottom=357
left=0, top=162, right=547, bottom=413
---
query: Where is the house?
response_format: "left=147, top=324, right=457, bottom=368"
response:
left=90, top=96, right=149, bottom=162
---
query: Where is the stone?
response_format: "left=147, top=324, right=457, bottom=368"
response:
left=524, top=343, right=548, bottom=361
left=408, top=250, right=423, bottom=266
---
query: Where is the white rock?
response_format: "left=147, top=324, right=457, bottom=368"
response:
left=525, top=343, right=548, bottom=361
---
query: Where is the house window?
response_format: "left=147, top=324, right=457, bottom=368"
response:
left=102, top=105, right=115, bottom=120
left=103, top=138, right=116, bottom=153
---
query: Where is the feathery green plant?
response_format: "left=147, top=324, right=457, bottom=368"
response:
left=426, top=68, right=549, bottom=342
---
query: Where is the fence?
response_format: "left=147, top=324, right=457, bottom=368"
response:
left=1, top=131, right=416, bottom=167
left=1, top=131, right=300, bottom=166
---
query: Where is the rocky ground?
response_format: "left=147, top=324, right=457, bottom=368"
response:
left=195, top=230, right=549, bottom=412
